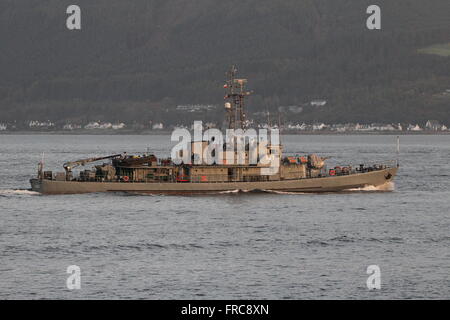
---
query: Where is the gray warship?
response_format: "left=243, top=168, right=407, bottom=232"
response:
left=30, top=67, right=398, bottom=195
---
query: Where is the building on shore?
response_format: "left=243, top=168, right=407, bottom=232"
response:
left=425, top=120, right=447, bottom=131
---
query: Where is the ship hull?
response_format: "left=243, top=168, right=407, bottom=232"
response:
left=30, top=167, right=398, bottom=195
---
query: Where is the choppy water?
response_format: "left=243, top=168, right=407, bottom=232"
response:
left=0, top=134, right=449, bottom=299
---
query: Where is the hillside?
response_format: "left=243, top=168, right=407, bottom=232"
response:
left=1, top=0, right=450, bottom=126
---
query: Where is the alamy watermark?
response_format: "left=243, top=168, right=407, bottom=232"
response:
left=366, top=5, right=381, bottom=30
left=64, top=5, right=381, bottom=33
left=366, top=265, right=381, bottom=290
left=66, top=5, right=81, bottom=30
left=66, top=265, right=81, bottom=290
left=171, top=121, right=281, bottom=175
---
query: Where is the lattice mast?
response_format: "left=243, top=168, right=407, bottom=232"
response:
left=223, top=66, right=251, bottom=130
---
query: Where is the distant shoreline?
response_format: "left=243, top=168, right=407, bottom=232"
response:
left=1, top=130, right=449, bottom=135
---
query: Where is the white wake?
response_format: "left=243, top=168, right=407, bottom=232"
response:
left=346, top=182, right=395, bottom=192
left=218, top=189, right=250, bottom=194
left=263, top=190, right=308, bottom=195
left=0, top=189, right=40, bottom=196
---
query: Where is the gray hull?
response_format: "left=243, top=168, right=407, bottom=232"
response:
left=30, top=167, right=398, bottom=195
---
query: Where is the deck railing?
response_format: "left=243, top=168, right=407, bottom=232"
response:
left=46, top=162, right=395, bottom=183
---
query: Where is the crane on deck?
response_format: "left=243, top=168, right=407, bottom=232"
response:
left=63, top=154, right=123, bottom=175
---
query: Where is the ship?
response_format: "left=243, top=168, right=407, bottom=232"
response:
left=30, top=66, right=398, bottom=195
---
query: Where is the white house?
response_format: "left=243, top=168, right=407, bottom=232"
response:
left=152, top=123, right=164, bottom=130
left=310, top=100, right=327, bottom=107
left=371, top=123, right=397, bottom=131
left=98, top=122, right=112, bottom=129
left=312, top=123, right=328, bottom=131
left=354, top=123, right=373, bottom=131
left=63, top=123, right=82, bottom=130
left=29, top=120, right=54, bottom=128
left=425, top=120, right=445, bottom=131
left=407, top=124, right=423, bottom=131
left=112, top=123, right=126, bottom=130
left=84, top=122, right=100, bottom=129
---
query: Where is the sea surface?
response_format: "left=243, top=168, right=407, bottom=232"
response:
left=0, top=134, right=449, bottom=299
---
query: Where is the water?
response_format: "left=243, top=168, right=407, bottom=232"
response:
left=0, top=134, right=449, bottom=299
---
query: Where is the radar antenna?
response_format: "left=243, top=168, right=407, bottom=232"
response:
left=223, top=65, right=252, bottom=130
left=396, top=136, right=400, bottom=168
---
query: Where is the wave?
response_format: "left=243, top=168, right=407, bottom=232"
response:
left=346, top=182, right=395, bottom=192
left=81, top=242, right=204, bottom=253
left=218, top=189, right=252, bottom=194
left=218, top=189, right=241, bottom=194
left=218, top=184, right=395, bottom=195
left=218, top=189, right=303, bottom=195
left=304, top=235, right=405, bottom=247
left=102, top=183, right=395, bottom=197
left=0, top=189, right=40, bottom=196
left=263, top=190, right=308, bottom=195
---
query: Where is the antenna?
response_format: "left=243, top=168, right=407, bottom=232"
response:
left=278, top=112, right=283, bottom=145
left=38, top=152, right=45, bottom=179
left=396, top=136, right=400, bottom=168
left=224, top=65, right=251, bottom=130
